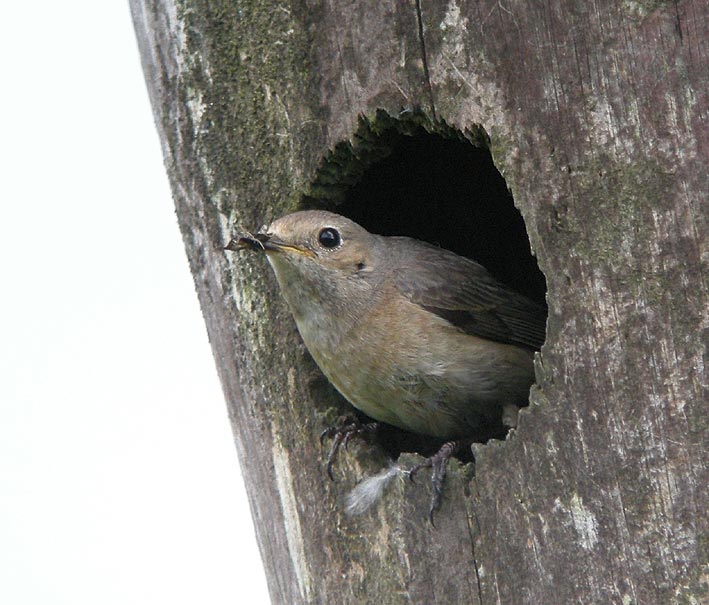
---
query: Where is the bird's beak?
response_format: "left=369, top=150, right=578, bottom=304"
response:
left=225, top=233, right=314, bottom=257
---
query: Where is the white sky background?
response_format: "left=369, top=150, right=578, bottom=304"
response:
left=0, top=3, right=270, bottom=603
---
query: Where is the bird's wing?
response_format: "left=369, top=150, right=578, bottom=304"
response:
left=388, top=237, right=547, bottom=350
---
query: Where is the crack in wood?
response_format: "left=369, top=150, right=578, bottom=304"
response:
left=414, top=0, right=436, bottom=119
left=466, top=509, right=485, bottom=604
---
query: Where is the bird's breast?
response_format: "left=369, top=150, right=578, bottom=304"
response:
left=294, top=290, right=535, bottom=439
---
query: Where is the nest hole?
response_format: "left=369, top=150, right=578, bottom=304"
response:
left=302, top=111, right=547, bottom=459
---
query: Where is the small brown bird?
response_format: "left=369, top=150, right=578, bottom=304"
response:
left=227, top=210, right=546, bottom=518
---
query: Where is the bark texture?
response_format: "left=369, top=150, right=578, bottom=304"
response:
left=130, top=1, right=708, bottom=603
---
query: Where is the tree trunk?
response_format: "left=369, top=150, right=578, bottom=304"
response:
left=130, top=1, right=708, bottom=603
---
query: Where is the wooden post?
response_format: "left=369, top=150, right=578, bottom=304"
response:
left=130, top=1, right=708, bottom=603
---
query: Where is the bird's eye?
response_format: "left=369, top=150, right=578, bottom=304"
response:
left=318, top=227, right=341, bottom=249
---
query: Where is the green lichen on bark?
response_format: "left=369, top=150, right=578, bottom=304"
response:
left=163, top=1, right=344, bottom=441
left=175, top=0, right=324, bottom=217
left=566, top=155, right=674, bottom=275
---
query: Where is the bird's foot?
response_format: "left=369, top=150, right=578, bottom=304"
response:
left=320, top=418, right=381, bottom=480
left=408, top=440, right=466, bottom=525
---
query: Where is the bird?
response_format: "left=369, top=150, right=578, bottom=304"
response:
left=226, top=210, right=546, bottom=519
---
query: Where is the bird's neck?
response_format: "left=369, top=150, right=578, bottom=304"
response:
left=269, top=259, right=378, bottom=347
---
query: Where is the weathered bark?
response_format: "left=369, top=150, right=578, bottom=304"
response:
left=130, top=1, right=708, bottom=603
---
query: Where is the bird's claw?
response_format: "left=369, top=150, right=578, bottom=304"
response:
left=408, top=440, right=462, bottom=525
left=319, top=419, right=380, bottom=481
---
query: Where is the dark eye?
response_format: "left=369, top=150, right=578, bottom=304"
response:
left=318, top=227, right=341, bottom=248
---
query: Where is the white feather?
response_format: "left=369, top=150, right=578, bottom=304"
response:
left=344, top=463, right=401, bottom=516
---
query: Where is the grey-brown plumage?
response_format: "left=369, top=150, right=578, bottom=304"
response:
left=228, top=210, right=546, bottom=440
left=387, top=236, right=545, bottom=350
